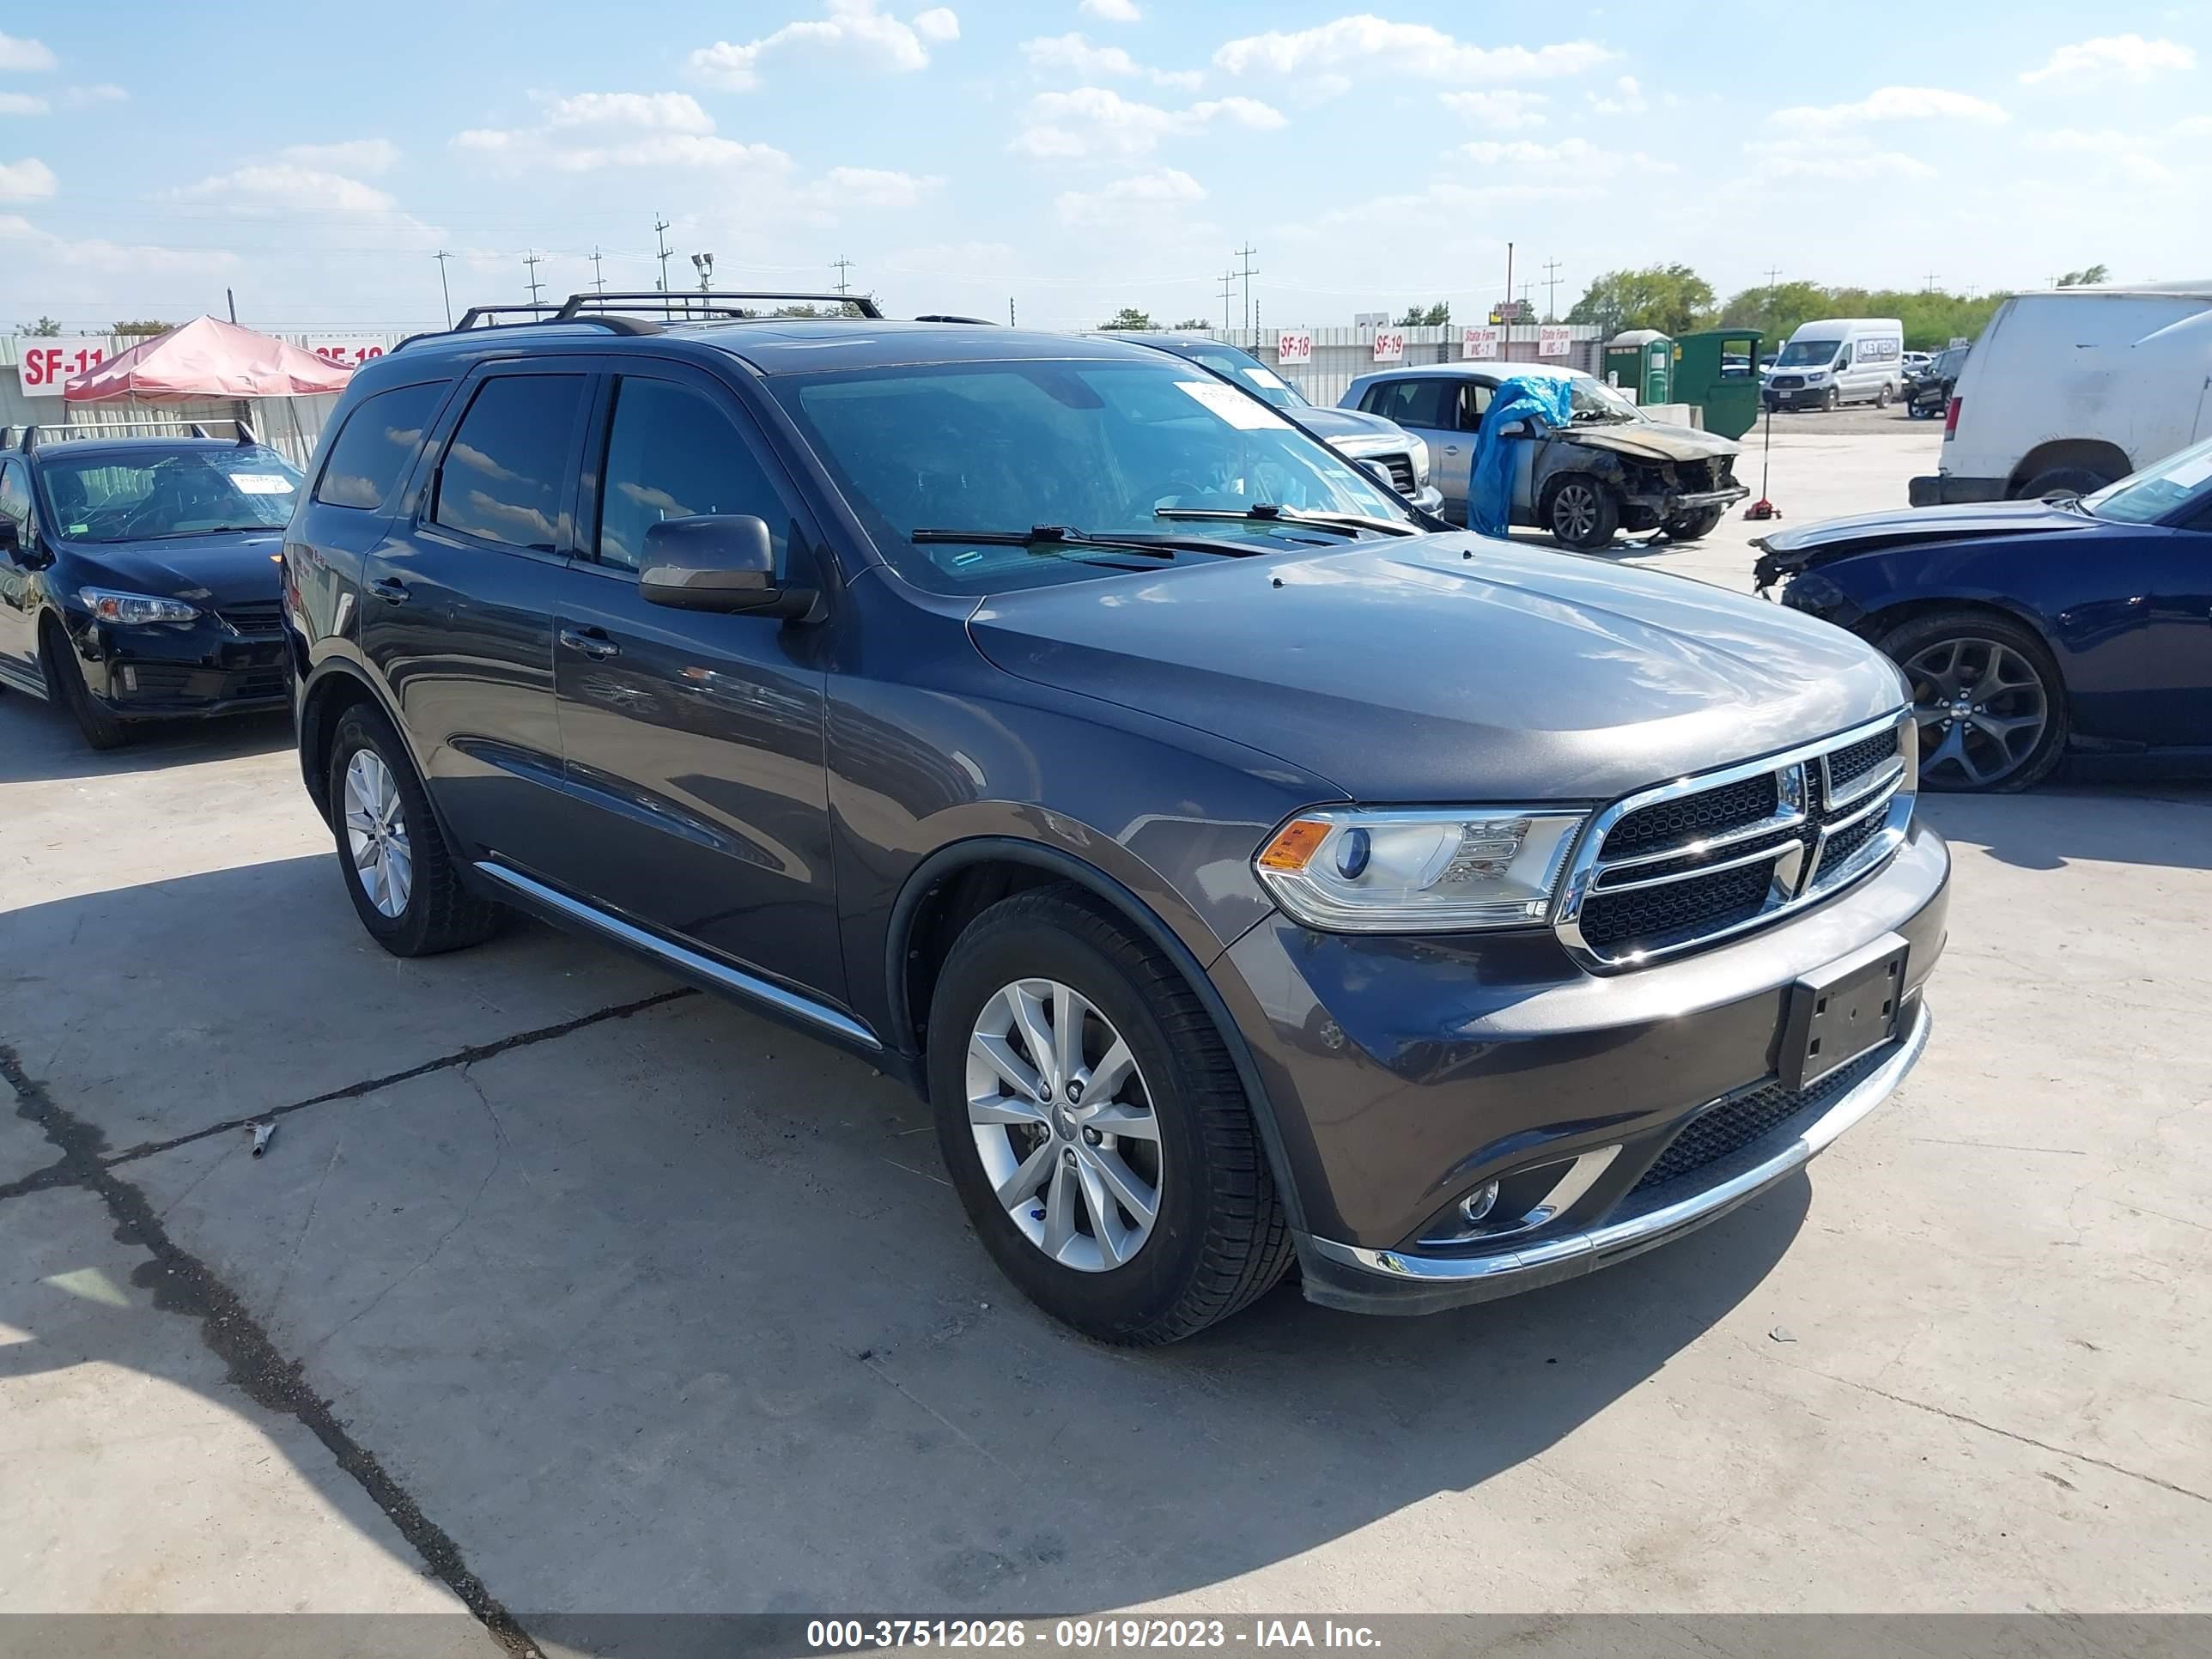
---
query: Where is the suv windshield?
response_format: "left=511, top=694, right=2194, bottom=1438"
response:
left=37, top=446, right=303, bottom=543
left=2082, top=434, right=2212, bottom=525
left=773, top=357, right=1415, bottom=592
left=1565, top=375, right=1642, bottom=423
left=1774, top=340, right=1840, bottom=368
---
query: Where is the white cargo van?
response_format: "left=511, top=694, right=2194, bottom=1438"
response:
left=1912, top=283, right=2212, bottom=505
left=1762, top=318, right=1905, bottom=411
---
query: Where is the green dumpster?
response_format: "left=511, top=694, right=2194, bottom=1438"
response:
left=1673, top=327, right=1764, bottom=440
left=1601, top=329, right=1672, bottom=405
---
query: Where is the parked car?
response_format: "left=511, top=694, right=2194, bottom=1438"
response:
left=0, top=425, right=297, bottom=749
left=1341, top=362, right=1749, bottom=547
left=1912, top=283, right=2212, bottom=505
left=286, top=293, right=1947, bottom=1343
left=1763, top=319, right=1905, bottom=411
left=1901, top=350, right=1933, bottom=378
left=1115, top=332, right=1445, bottom=517
left=1754, top=434, right=2212, bottom=790
left=1904, top=344, right=1967, bottom=420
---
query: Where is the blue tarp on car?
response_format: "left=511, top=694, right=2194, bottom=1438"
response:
left=1468, top=374, right=1574, bottom=536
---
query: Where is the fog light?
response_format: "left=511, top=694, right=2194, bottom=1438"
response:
left=119, top=665, right=137, bottom=692
left=1459, top=1182, right=1500, bottom=1226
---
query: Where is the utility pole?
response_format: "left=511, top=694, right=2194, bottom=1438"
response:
left=1923, top=270, right=1940, bottom=295
left=1763, top=265, right=1782, bottom=297
left=1503, top=240, right=1514, bottom=333
left=226, top=288, right=238, bottom=325
left=653, top=215, right=673, bottom=293
left=1008, top=296, right=1015, bottom=326
left=831, top=255, right=855, bottom=295
left=434, top=250, right=455, bottom=326
left=692, top=251, right=715, bottom=295
left=590, top=246, right=607, bottom=295
left=523, top=250, right=544, bottom=307
left=1234, top=243, right=1258, bottom=337
left=1218, top=266, right=1236, bottom=334
left=1541, top=258, right=1563, bottom=322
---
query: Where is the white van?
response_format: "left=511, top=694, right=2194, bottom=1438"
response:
left=1912, top=283, right=2212, bottom=504
left=1763, top=318, right=1905, bottom=411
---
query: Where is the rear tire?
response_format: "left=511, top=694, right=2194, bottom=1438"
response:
left=325, top=704, right=503, bottom=956
left=1878, top=610, right=2068, bottom=793
left=927, top=885, right=1294, bottom=1345
left=1546, top=477, right=1620, bottom=550
left=1662, top=506, right=1725, bottom=542
left=1875, top=382, right=1893, bottom=409
left=2017, top=465, right=2111, bottom=501
left=44, top=622, right=129, bottom=751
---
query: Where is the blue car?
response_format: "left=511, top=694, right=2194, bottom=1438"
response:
left=1753, top=435, right=2212, bottom=791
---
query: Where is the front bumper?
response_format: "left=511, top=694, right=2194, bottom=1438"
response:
left=1764, top=386, right=1832, bottom=410
left=1909, top=473, right=2006, bottom=507
left=1656, top=483, right=1750, bottom=515
left=82, top=621, right=290, bottom=719
left=1209, top=823, right=1949, bottom=1312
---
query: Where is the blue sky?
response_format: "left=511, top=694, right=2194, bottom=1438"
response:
left=3, top=3, right=2207, bottom=331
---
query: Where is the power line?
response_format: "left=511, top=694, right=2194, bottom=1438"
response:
left=1234, top=243, right=1259, bottom=336
left=653, top=215, right=673, bottom=293
left=433, top=249, right=453, bottom=327
left=831, top=254, right=855, bottom=295
left=522, top=250, right=544, bottom=307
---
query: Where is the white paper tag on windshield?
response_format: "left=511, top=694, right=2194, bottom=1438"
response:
left=1242, top=367, right=1290, bottom=392
left=1174, top=380, right=1290, bottom=430
left=231, top=474, right=295, bottom=495
left=2166, top=453, right=2212, bottom=489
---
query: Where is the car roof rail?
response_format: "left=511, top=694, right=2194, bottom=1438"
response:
left=553, top=289, right=887, bottom=322
left=393, top=303, right=665, bottom=352
left=9, top=417, right=260, bottom=452
left=914, top=313, right=997, bottom=325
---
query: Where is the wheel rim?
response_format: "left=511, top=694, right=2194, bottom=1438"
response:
left=966, top=978, right=1161, bottom=1273
left=1902, top=636, right=2050, bottom=789
left=1553, top=484, right=1599, bottom=540
left=342, top=749, right=413, bottom=918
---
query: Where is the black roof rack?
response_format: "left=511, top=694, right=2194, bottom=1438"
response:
left=396, top=289, right=887, bottom=353
left=914, top=313, right=998, bottom=325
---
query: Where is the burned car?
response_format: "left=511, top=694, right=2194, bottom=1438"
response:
left=1344, top=362, right=1749, bottom=549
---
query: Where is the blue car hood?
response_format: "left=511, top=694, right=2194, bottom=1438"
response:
left=66, top=530, right=286, bottom=611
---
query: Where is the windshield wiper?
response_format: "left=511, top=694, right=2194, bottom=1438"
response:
left=157, top=524, right=284, bottom=538
left=911, top=524, right=1278, bottom=559
left=1152, top=504, right=1418, bottom=538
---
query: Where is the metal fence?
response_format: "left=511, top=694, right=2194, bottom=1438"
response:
left=1206, top=324, right=1604, bottom=407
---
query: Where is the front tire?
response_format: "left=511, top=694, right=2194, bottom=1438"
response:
left=2017, top=465, right=2111, bottom=501
left=1878, top=610, right=2068, bottom=793
left=325, top=704, right=502, bottom=955
left=44, top=622, right=129, bottom=751
left=1662, top=506, right=1725, bottom=541
left=927, top=886, right=1293, bottom=1345
left=1822, top=386, right=1840, bottom=412
left=1547, top=477, right=1620, bottom=550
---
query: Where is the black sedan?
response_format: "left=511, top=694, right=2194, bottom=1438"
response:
left=1753, top=436, right=2212, bottom=791
left=0, top=431, right=299, bottom=750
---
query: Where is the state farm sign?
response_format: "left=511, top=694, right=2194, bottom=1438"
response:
left=1461, top=326, right=1501, bottom=360
left=13, top=342, right=108, bottom=398
left=1537, top=325, right=1573, bottom=359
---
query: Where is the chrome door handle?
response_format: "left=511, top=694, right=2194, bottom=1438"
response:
left=558, top=626, right=620, bottom=660
left=368, top=577, right=409, bottom=605
left=1443, top=446, right=1462, bottom=455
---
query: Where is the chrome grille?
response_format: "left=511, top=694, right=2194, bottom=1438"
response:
left=1379, top=453, right=1416, bottom=494
left=1556, top=714, right=1913, bottom=969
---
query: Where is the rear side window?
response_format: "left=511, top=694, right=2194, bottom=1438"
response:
left=432, top=374, right=586, bottom=551
left=1364, top=379, right=1453, bottom=429
left=313, top=382, right=446, bottom=510
left=595, top=377, right=788, bottom=574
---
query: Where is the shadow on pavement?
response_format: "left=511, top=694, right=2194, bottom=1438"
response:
left=1, top=853, right=1809, bottom=1626
left=0, top=692, right=294, bottom=787
left=1921, top=784, right=2212, bottom=874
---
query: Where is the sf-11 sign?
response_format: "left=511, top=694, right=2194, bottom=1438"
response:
left=14, top=343, right=108, bottom=398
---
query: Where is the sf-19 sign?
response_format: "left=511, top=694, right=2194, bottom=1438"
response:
left=14, top=343, right=108, bottom=397
left=307, top=340, right=389, bottom=367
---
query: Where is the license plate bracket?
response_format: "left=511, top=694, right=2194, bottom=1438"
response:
left=1779, top=933, right=1909, bottom=1092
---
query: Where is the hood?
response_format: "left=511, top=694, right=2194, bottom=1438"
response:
left=1751, top=500, right=2100, bottom=585
left=969, top=532, right=1906, bottom=805
left=1560, top=422, right=1741, bottom=464
left=68, top=530, right=286, bottom=611
left=1296, top=405, right=1410, bottom=448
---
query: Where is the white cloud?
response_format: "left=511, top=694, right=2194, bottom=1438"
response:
left=64, top=83, right=127, bottom=106
left=1214, top=19, right=1613, bottom=84
left=1588, top=76, right=1645, bottom=114
left=0, top=213, right=237, bottom=276
left=1439, top=89, right=1547, bottom=129
left=0, top=32, right=57, bottom=73
left=1056, top=167, right=1204, bottom=226
left=0, top=156, right=56, bottom=198
left=280, top=138, right=401, bottom=174
left=1743, top=136, right=1935, bottom=181
left=823, top=165, right=945, bottom=206
left=1771, top=85, right=2008, bottom=128
left=2021, top=34, right=2195, bottom=86
left=1012, top=86, right=1284, bottom=159
left=688, top=2, right=960, bottom=92
left=1079, top=0, right=1141, bottom=21
left=453, top=94, right=792, bottom=173
left=172, top=162, right=396, bottom=213
left=546, top=91, right=716, bottom=132
left=1019, top=33, right=1201, bottom=90
left=0, top=92, right=48, bottom=115
left=2024, top=127, right=2173, bottom=183
left=1452, top=136, right=1672, bottom=176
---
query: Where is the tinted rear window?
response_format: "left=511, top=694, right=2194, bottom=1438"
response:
left=314, top=382, right=446, bottom=509
left=432, top=375, right=585, bottom=550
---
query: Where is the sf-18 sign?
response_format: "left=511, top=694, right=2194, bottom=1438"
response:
left=14, top=342, right=108, bottom=398
left=1370, top=330, right=1406, bottom=363
left=1275, top=331, right=1312, bottom=366
left=1461, top=326, right=1501, bottom=360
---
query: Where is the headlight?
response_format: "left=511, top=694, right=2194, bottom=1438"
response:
left=1408, top=436, right=1431, bottom=486
left=1805, top=371, right=1829, bottom=383
left=1255, top=806, right=1588, bottom=932
left=79, top=588, right=200, bottom=625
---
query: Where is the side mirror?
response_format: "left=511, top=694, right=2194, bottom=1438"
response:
left=1499, top=419, right=1535, bottom=440
left=638, top=515, right=817, bottom=618
left=0, top=519, right=17, bottom=557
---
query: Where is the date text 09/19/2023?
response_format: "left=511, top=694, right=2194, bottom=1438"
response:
left=805, top=1619, right=1383, bottom=1650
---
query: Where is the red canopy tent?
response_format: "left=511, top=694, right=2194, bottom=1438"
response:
left=64, top=314, right=355, bottom=404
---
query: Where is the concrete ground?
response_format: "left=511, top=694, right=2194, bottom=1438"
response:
left=3, top=424, right=2208, bottom=1645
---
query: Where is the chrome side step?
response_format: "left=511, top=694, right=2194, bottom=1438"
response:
left=472, top=860, right=880, bottom=1050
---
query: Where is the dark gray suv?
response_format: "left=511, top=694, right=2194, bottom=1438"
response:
left=283, top=293, right=1948, bottom=1343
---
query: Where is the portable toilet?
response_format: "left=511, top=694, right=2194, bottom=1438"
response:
left=1601, top=329, right=1672, bottom=404
left=1673, top=327, right=1764, bottom=440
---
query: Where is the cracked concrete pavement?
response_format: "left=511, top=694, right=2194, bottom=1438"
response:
left=2, top=426, right=2208, bottom=1644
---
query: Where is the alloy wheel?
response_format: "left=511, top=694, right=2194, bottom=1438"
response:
left=342, top=749, right=414, bottom=918
left=1903, top=636, right=2049, bottom=789
left=966, top=977, right=1162, bottom=1273
left=1553, top=483, right=1600, bottom=541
